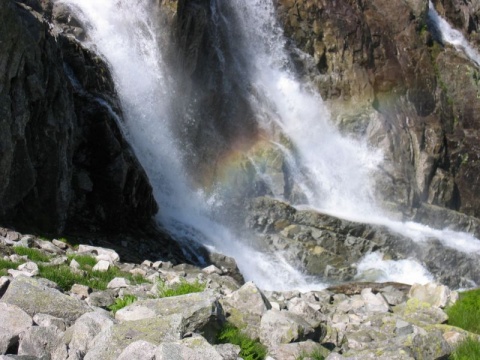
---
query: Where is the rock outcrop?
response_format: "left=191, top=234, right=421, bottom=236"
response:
left=276, top=0, right=480, bottom=223
left=0, top=0, right=157, bottom=234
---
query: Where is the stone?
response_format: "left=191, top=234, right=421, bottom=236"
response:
left=361, top=289, right=390, bottom=313
left=152, top=261, right=163, bottom=269
left=14, top=237, right=34, bottom=248
left=395, top=320, right=414, bottom=336
left=92, top=260, right=111, bottom=272
left=52, top=240, right=68, bottom=250
left=269, top=340, right=328, bottom=360
left=0, top=276, right=91, bottom=323
left=408, top=283, right=457, bottom=308
left=154, top=336, right=223, bottom=360
left=129, top=268, right=147, bottom=277
left=7, top=270, right=33, bottom=278
left=84, top=314, right=185, bottom=360
left=70, top=284, right=91, bottom=299
left=141, top=260, right=153, bottom=268
left=87, top=290, right=116, bottom=308
left=116, top=340, right=156, bottom=360
left=202, top=265, right=223, bottom=275
left=17, top=262, right=39, bottom=276
left=221, top=282, right=271, bottom=338
left=33, top=314, right=67, bottom=332
left=287, top=297, right=325, bottom=327
left=213, top=343, right=241, bottom=360
left=18, top=325, right=62, bottom=359
left=115, top=291, right=223, bottom=342
left=107, top=277, right=130, bottom=289
left=0, top=303, right=33, bottom=354
left=49, top=256, right=68, bottom=266
left=393, top=298, right=449, bottom=325
left=259, top=309, right=325, bottom=350
left=70, top=259, right=81, bottom=270
left=34, top=239, right=63, bottom=254
left=68, top=311, right=115, bottom=355
left=77, top=245, right=120, bottom=263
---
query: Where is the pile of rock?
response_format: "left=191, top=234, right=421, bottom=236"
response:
left=0, top=228, right=477, bottom=359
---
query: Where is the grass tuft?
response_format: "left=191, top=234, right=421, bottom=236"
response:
left=67, top=254, right=97, bottom=269
left=157, top=278, right=206, bottom=298
left=446, top=289, right=480, bottom=334
left=216, top=323, right=267, bottom=360
left=108, top=295, right=137, bottom=314
left=450, top=337, right=480, bottom=360
left=296, top=349, right=325, bottom=360
left=0, top=258, right=22, bottom=271
left=13, top=247, right=50, bottom=263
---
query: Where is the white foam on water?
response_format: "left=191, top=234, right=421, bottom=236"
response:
left=428, top=1, right=480, bottom=67
left=356, top=252, right=434, bottom=285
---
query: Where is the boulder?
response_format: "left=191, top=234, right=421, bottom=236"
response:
left=18, top=326, right=63, bottom=359
left=154, top=336, right=223, bottom=360
left=32, top=314, right=67, bottom=332
left=221, top=282, right=271, bottom=338
left=77, top=246, right=120, bottom=263
left=408, top=283, right=458, bottom=308
left=259, top=309, right=325, bottom=350
left=115, top=291, right=223, bottom=342
left=92, top=260, right=111, bottom=272
left=107, top=278, right=130, bottom=289
left=0, top=303, right=33, bottom=354
left=84, top=314, right=185, bottom=360
left=116, top=340, right=156, bottom=360
left=1, top=276, right=91, bottom=323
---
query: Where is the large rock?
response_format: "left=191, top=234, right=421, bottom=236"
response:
left=84, top=314, right=185, bottom=360
left=115, top=291, right=223, bottom=342
left=0, top=303, right=33, bottom=354
left=259, top=309, right=326, bottom=350
left=18, top=326, right=63, bottom=359
left=154, top=336, right=224, bottom=360
left=221, top=282, right=271, bottom=339
left=0, top=276, right=91, bottom=323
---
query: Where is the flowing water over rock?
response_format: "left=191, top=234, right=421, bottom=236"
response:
left=55, top=0, right=480, bottom=290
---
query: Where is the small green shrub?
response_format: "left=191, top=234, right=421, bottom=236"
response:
left=157, top=278, right=206, bottom=298
left=450, top=337, right=480, bottom=360
left=217, top=323, right=267, bottom=360
left=13, top=247, right=50, bottom=263
left=108, top=295, right=137, bottom=314
left=447, top=289, right=480, bottom=334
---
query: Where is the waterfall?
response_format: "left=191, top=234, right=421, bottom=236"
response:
left=428, top=1, right=480, bottom=68
left=56, top=0, right=480, bottom=289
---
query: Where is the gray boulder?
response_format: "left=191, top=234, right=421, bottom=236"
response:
left=115, top=291, right=223, bottom=342
left=0, top=303, right=33, bottom=354
left=116, top=340, right=156, bottom=360
left=259, top=309, right=326, bottom=350
left=154, top=336, right=223, bottom=360
left=221, top=282, right=271, bottom=338
left=32, top=314, right=66, bottom=332
left=1, top=277, right=91, bottom=323
left=18, top=326, right=63, bottom=359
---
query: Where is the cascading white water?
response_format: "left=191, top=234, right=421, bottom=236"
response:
left=56, top=0, right=323, bottom=291
left=428, top=1, right=480, bottom=68
left=56, top=0, right=480, bottom=290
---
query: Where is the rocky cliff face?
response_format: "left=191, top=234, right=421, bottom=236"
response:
left=276, top=0, right=480, bottom=223
left=0, top=0, right=157, bottom=234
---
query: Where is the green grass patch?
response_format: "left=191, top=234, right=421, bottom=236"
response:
left=157, top=278, right=206, bottom=298
left=216, top=323, right=267, bottom=360
left=450, top=337, right=480, bottom=360
left=38, top=264, right=149, bottom=292
left=67, top=254, right=97, bottom=269
left=13, top=247, right=50, bottom=263
left=446, top=289, right=480, bottom=334
left=108, top=294, right=137, bottom=314
left=0, top=258, right=22, bottom=271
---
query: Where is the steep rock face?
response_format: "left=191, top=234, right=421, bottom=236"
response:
left=0, top=0, right=157, bottom=234
left=276, top=0, right=480, bottom=221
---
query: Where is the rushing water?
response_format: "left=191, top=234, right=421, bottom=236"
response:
left=56, top=0, right=480, bottom=290
left=428, top=0, right=480, bottom=68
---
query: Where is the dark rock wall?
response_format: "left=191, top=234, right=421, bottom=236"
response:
left=0, top=0, right=157, bottom=234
